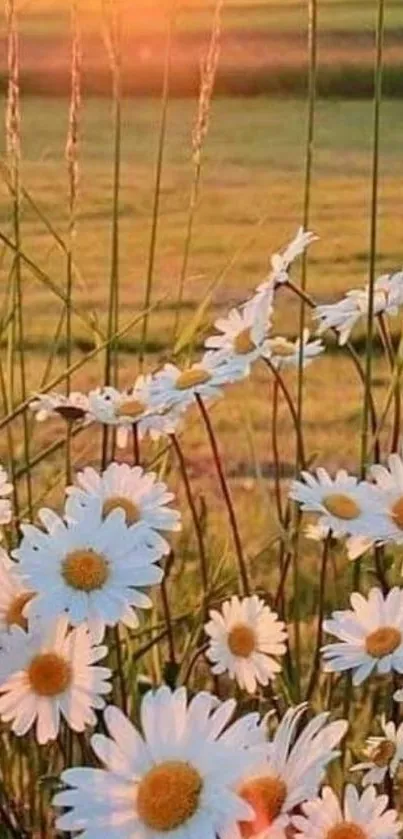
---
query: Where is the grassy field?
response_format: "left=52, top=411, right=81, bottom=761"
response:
left=1, top=94, right=402, bottom=558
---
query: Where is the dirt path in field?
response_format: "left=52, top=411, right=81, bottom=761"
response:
left=1, top=28, right=402, bottom=96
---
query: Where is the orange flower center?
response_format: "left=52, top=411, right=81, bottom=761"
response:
left=268, top=337, right=296, bottom=358
left=116, top=398, right=146, bottom=419
left=234, top=327, right=256, bottom=355
left=136, top=761, right=202, bottom=831
left=239, top=776, right=287, bottom=839
left=27, top=653, right=72, bottom=697
left=365, top=626, right=401, bottom=658
left=62, top=549, right=109, bottom=592
left=102, top=496, right=141, bottom=526
left=5, top=592, right=34, bottom=630
left=322, top=493, right=361, bottom=520
left=371, top=739, right=396, bottom=767
left=391, top=496, right=403, bottom=530
left=326, top=823, right=367, bottom=839
left=228, top=624, right=256, bottom=657
left=175, top=368, right=212, bottom=390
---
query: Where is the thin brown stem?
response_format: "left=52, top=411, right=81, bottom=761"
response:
left=170, top=434, right=208, bottom=597
left=306, top=535, right=330, bottom=701
left=132, top=423, right=140, bottom=466
left=272, top=377, right=284, bottom=524
left=196, top=395, right=250, bottom=596
left=263, top=358, right=306, bottom=469
left=378, top=312, right=400, bottom=453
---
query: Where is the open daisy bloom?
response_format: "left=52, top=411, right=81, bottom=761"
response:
left=314, top=270, right=403, bottom=346
left=88, top=378, right=183, bottom=448
left=0, top=463, right=13, bottom=529
left=0, top=552, right=35, bottom=635
left=0, top=617, right=111, bottom=744
left=151, top=352, right=244, bottom=412
left=204, top=287, right=274, bottom=375
left=14, top=507, right=164, bottom=642
left=234, top=703, right=347, bottom=839
left=205, top=595, right=287, bottom=694
left=53, top=686, right=264, bottom=838
left=265, top=330, right=324, bottom=370
left=289, top=468, right=386, bottom=541
left=293, top=784, right=401, bottom=839
left=256, top=227, right=318, bottom=295
left=370, top=452, right=403, bottom=546
left=66, top=462, right=181, bottom=556
left=351, top=717, right=403, bottom=787
left=322, top=587, right=403, bottom=685
left=29, top=391, right=92, bottom=424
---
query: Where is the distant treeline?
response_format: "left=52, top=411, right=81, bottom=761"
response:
left=1, top=64, right=403, bottom=98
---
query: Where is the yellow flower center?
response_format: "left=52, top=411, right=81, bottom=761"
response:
left=326, top=823, right=367, bottom=839
left=62, top=549, right=109, bottom=592
left=234, top=327, right=256, bottom=355
left=322, top=493, right=361, bottom=520
left=27, top=653, right=72, bottom=697
left=365, top=626, right=401, bottom=658
left=227, top=624, right=257, bottom=658
left=391, top=496, right=403, bottom=530
left=268, top=338, right=295, bottom=357
left=116, top=398, right=146, bottom=419
left=239, top=776, right=287, bottom=839
left=136, top=761, right=202, bottom=831
left=5, top=592, right=34, bottom=630
left=102, top=496, right=141, bottom=526
left=371, top=740, right=396, bottom=767
left=175, top=368, right=212, bottom=390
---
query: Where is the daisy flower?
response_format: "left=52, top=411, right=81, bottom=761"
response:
left=29, top=391, right=92, bottom=424
left=66, top=462, right=181, bottom=557
left=369, top=451, right=403, bottom=546
left=151, top=351, right=243, bottom=412
left=293, top=784, right=401, bottom=839
left=14, top=507, right=164, bottom=642
left=0, top=617, right=111, bottom=744
left=89, top=377, right=183, bottom=449
left=314, top=270, right=403, bottom=346
left=53, top=686, right=264, bottom=838
left=322, top=587, right=403, bottom=685
left=265, top=330, right=324, bottom=369
left=205, top=595, right=287, bottom=694
left=204, top=288, right=274, bottom=375
left=234, top=703, right=347, bottom=839
left=289, top=468, right=385, bottom=540
left=351, top=717, right=403, bottom=786
left=0, top=464, right=13, bottom=528
left=256, top=228, right=318, bottom=296
left=0, top=552, right=35, bottom=634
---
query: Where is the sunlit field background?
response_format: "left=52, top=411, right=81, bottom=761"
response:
left=1, top=0, right=403, bottom=835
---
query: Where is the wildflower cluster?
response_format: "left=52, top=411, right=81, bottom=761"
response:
left=1, top=229, right=403, bottom=837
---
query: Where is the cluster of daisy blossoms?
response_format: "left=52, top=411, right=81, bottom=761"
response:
left=6, top=228, right=402, bottom=836
left=290, top=451, right=403, bottom=560
left=29, top=228, right=325, bottom=449
left=0, top=462, right=180, bottom=744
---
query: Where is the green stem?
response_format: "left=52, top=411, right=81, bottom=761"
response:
left=357, top=0, right=385, bottom=593
left=296, top=0, right=317, bottom=461
left=139, top=11, right=174, bottom=369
